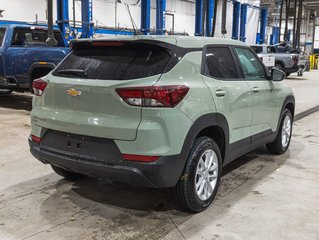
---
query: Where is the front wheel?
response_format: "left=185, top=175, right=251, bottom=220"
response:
left=175, top=137, right=222, bottom=213
left=266, top=109, right=293, bottom=154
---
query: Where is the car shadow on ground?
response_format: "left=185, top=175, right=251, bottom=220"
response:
left=40, top=140, right=304, bottom=215
left=0, top=93, right=32, bottom=111
left=0, top=139, right=304, bottom=239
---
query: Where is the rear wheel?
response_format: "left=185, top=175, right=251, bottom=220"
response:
left=51, top=165, right=86, bottom=181
left=175, top=137, right=222, bottom=212
left=266, top=109, right=293, bottom=154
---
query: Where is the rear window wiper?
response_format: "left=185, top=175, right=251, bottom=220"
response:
left=57, top=69, right=88, bottom=78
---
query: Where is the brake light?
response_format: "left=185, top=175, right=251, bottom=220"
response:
left=122, top=154, right=159, bottom=162
left=92, top=41, right=124, bottom=47
left=32, top=79, right=48, bottom=96
left=31, top=134, right=42, bottom=143
left=116, top=85, right=189, bottom=108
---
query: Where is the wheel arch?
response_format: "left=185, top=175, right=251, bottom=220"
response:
left=275, top=60, right=285, bottom=68
left=282, top=95, right=295, bottom=120
left=179, top=113, right=229, bottom=167
left=275, top=95, right=295, bottom=133
left=285, top=101, right=295, bottom=120
left=28, top=62, right=56, bottom=89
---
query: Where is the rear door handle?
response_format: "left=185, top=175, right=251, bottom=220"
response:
left=252, top=87, right=260, bottom=93
left=215, top=89, right=226, bottom=97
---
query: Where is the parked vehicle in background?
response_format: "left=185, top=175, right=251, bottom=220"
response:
left=0, top=22, right=70, bottom=93
left=29, top=36, right=295, bottom=213
left=250, top=44, right=275, bottom=68
left=274, top=42, right=308, bottom=76
left=251, top=44, right=301, bottom=77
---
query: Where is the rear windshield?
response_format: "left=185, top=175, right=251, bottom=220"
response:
left=0, top=28, right=6, bottom=47
left=251, top=46, right=263, bottom=54
left=12, top=27, right=64, bottom=47
left=53, top=44, right=172, bottom=80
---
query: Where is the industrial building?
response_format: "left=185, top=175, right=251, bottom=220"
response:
left=0, top=0, right=319, bottom=239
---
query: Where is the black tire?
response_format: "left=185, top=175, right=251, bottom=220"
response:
left=51, top=165, right=86, bottom=181
left=266, top=109, right=293, bottom=154
left=174, top=137, right=222, bottom=213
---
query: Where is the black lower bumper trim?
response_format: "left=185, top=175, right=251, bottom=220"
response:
left=29, top=139, right=184, bottom=188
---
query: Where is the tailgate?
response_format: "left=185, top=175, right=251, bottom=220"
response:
left=260, top=54, right=275, bottom=67
left=32, top=40, right=174, bottom=140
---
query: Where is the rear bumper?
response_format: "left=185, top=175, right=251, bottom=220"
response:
left=29, top=137, right=184, bottom=188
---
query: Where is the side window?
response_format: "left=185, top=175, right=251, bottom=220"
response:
left=12, top=28, right=29, bottom=46
left=205, top=47, right=239, bottom=79
left=235, top=47, right=267, bottom=80
left=0, top=28, right=6, bottom=47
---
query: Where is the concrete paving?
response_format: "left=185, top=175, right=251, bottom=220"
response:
left=0, top=71, right=319, bottom=240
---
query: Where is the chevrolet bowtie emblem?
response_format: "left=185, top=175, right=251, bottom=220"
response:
left=66, top=88, right=82, bottom=97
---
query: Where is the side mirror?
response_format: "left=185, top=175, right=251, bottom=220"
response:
left=271, top=68, right=286, bottom=81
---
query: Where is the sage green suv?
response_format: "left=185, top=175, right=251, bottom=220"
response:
left=29, top=36, right=294, bottom=212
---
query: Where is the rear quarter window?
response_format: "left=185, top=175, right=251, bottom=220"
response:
left=204, top=47, right=240, bottom=79
left=53, top=44, right=171, bottom=80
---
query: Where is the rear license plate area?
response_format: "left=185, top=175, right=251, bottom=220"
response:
left=41, top=130, right=123, bottom=164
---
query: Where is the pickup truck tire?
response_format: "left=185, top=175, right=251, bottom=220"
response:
left=174, top=137, right=222, bottom=213
left=51, top=165, right=86, bottom=181
left=266, top=109, right=292, bottom=155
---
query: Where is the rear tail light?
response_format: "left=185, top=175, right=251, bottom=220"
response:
left=31, top=134, right=42, bottom=143
left=32, top=79, right=48, bottom=96
left=116, top=85, right=189, bottom=108
left=122, top=154, right=159, bottom=162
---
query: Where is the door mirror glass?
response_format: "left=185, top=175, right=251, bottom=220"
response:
left=271, top=68, right=286, bottom=81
